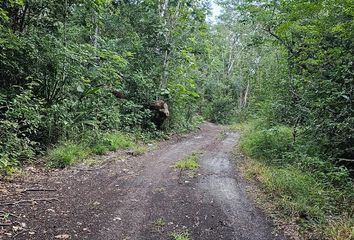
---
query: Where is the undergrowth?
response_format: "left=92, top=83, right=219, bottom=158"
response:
left=48, top=132, right=137, bottom=168
left=238, top=121, right=354, bottom=240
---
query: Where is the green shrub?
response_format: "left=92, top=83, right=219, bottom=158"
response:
left=0, top=84, right=43, bottom=161
left=48, top=141, right=90, bottom=168
left=240, top=125, right=293, bottom=161
left=283, top=151, right=351, bottom=185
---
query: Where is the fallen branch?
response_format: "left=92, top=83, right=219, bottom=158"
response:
left=0, top=223, right=12, bottom=226
left=12, top=229, right=28, bottom=239
left=20, top=188, right=56, bottom=193
left=0, top=211, right=19, bottom=218
left=0, top=198, right=59, bottom=206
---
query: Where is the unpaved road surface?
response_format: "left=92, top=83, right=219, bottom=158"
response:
left=0, top=122, right=284, bottom=240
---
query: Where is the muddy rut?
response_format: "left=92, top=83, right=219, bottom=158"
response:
left=0, top=122, right=284, bottom=240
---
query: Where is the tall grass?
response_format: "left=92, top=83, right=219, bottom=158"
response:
left=238, top=121, right=354, bottom=240
left=48, top=132, right=136, bottom=168
left=48, top=141, right=90, bottom=168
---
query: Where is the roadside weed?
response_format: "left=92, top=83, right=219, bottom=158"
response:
left=82, top=158, right=97, bottom=167
left=0, top=155, right=18, bottom=176
left=91, top=132, right=135, bottom=155
left=104, top=132, right=135, bottom=151
left=219, top=130, right=227, bottom=140
left=48, top=141, right=90, bottom=168
left=48, top=132, right=138, bottom=168
left=324, top=216, right=354, bottom=240
left=237, top=148, right=354, bottom=240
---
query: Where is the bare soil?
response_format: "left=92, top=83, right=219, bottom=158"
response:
left=0, top=122, right=285, bottom=240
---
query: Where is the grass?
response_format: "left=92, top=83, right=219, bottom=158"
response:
left=104, top=132, right=135, bottom=150
left=240, top=125, right=293, bottom=161
left=175, top=153, right=200, bottom=170
left=48, top=141, right=90, bottom=168
left=324, top=216, right=354, bottom=240
left=91, top=132, right=135, bottom=155
left=171, top=230, right=191, bottom=240
left=82, top=158, right=98, bottom=167
left=131, top=145, right=147, bottom=156
left=241, top=160, right=328, bottom=217
left=237, top=121, right=354, bottom=240
left=239, top=158, right=354, bottom=239
left=227, top=122, right=247, bottom=131
left=153, top=218, right=166, bottom=228
left=48, top=132, right=139, bottom=168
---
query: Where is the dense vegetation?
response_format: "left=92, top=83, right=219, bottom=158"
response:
left=0, top=0, right=212, bottom=171
left=0, top=0, right=353, bottom=238
left=215, top=0, right=354, bottom=238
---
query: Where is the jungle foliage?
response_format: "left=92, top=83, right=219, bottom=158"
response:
left=0, top=0, right=353, bottom=193
left=0, top=0, right=353, bottom=237
left=216, top=0, right=354, bottom=238
left=0, top=0, right=211, bottom=170
left=209, top=0, right=354, bottom=179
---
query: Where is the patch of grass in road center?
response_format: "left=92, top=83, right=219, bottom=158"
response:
left=171, top=230, right=191, bottom=240
left=175, top=153, right=200, bottom=170
left=153, top=218, right=166, bottom=228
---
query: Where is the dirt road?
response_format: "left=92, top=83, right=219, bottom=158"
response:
left=0, top=122, right=284, bottom=240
